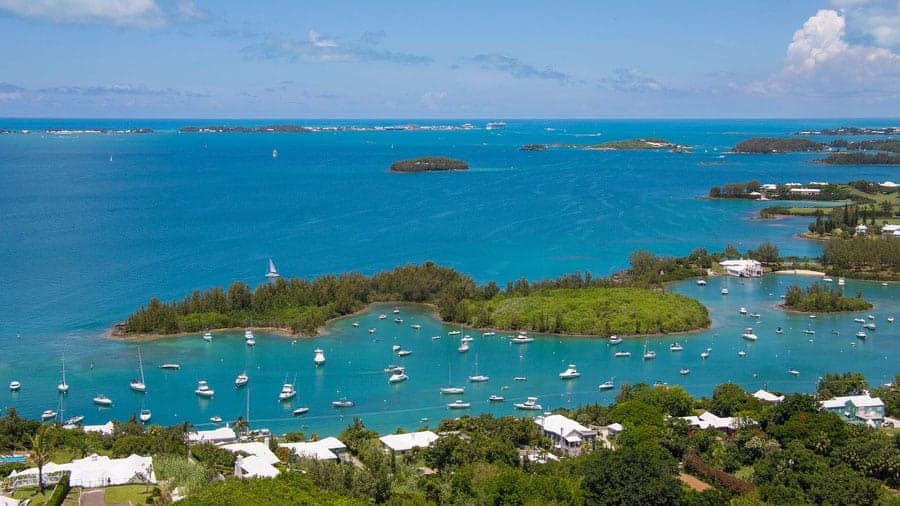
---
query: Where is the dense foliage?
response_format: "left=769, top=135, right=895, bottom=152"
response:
left=389, top=156, right=469, bottom=172
left=179, top=472, right=364, bottom=506
left=732, top=138, right=823, bottom=153
left=822, top=236, right=900, bottom=275
left=821, top=152, right=900, bottom=165
left=588, top=138, right=674, bottom=150
left=783, top=283, right=873, bottom=312
left=708, top=180, right=761, bottom=198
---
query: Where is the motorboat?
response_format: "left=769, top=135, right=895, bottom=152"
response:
left=379, top=314, right=387, bottom=320
left=738, top=351, right=747, bottom=357
left=41, top=410, right=57, bottom=421
left=739, top=307, right=747, bottom=315
left=447, top=400, right=471, bottom=409
left=461, top=335, right=474, bottom=343
left=741, top=328, right=758, bottom=341
left=448, top=330, right=462, bottom=336
left=559, top=364, right=581, bottom=379
left=853, top=318, right=866, bottom=324
left=93, top=394, right=113, bottom=406
left=788, top=369, right=800, bottom=376
left=457, top=342, right=470, bottom=353
left=410, top=324, right=421, bottom=330
left=440, top=386, right=465, bottom=395
left=700, top=348, right=711, bottom=359
left=278, top=382, right=296, bottom=401
left=888, top=316, right=895, bottom=323
left=598, top=379, right=614, bottom=390
left=514, top=397, right=542, bottom=410
left=194, top=381, right=214, bottom=398
left=680, top=368, right=690, bottom=375
left=511, top=334, right=534, bottom=344
left=856, top=331, right=867, bottom=339
left=488, top=394, right=505, bottom=402
left=432, top=335, right=441, bottom=340
left=397, top=349, right=412, bottom=357
left=332, top=398, right=354, bottom=408
left=159, top=364, right=181, bottom=370
left=721, top=288, right=729, bottom=295
left=614, top=351, right=631, bottom=357
left=244, top=329, right=254, bottom=340
left=863, top=323, right=875, bottom=330
left=393, top=308, right=400, bottom=314
left=823, top=277, right=833, bottom=282
left=394, top=318, right=403, bottom=324
left=669, top=342, right=683, bottom=352
left=203, top=331, right=212, bottom=342
left=293, top=407, right=309, bottom=416
left=246, top=338, right=256, bottom=346
left=696, top=279, right=707, bottom=286
left=129, top=348, right=147, bottom=393
left=352, top=322, right=360, bottom=327
left=384, top=365, right=404, bottom=374
left=809, top=314, right=817, bottom=319
left=368, top=328, right=376, bottom=334
left=139, top=409, right=152, bottom=423
left=65, top=415, right=84, bottom=425
left=210, top=416, right=223, bottom=424
left=802, top=329, right=815, bottom=335
left=867, top=314, right=875, bottom=320
left=234, top=373, right=249, bottom=387
left=513, top=376, right=528, bottom=382
left=314, top=348, right=326, bottom=366
left=609, top=335, right=623, bottom=345
left=389, top=371, right=409, bottom=383
left=483, top=332, right=496, bottom=336
left=392, top=344, right=401, bottom=352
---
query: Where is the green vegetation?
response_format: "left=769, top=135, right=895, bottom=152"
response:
left=101, top=484, right=156, bottom=505
left=732, top=138, right=823, bottom=153
left=519, top=144, right=548, bottom=151
left=822, top=236, right=900, bottom=278
left=588, top=138, right=676, bottom=150
left=830, top=139, right=900, bottom=153
left=817, top=372, right=869, bottom=399
left=389, top=156, right=469, bottom=172
left=179, top=473, right=365, bottom=506
left=821, top=152, right=900, bottom=165
left=454, top=286, right=710, bottom=335
left=783, top=283, right=873, bottom=312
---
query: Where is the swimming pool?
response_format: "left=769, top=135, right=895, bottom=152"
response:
left=0, top=455, right=26, bottom=464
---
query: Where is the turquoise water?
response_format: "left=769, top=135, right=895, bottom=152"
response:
left=0, top=455, right=26, bottom=463
left=0, top=119, right=897, bottom=434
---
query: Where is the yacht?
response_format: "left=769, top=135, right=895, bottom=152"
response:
left=384, top=364, right=404, bottom=374
left=234, top=373, right=249, bottom=387
left=245, top=337, right=256, bottom=346
left=393, top=308, right=400, bottom=314
left=129, top=348, right=147, bottom=393
left=314, top=348, right=326, bottom=366
left=856, top=330, right=867, bottom=339
left=159, top=363, right=181, bottom=370
left=388, top=371, right=409, bottom=383
left=352, top=322, right=360, bottom=327
left=514, top=397, right=542, bottom=411
left=514, top=376, right=528, bottom=382
left=468, top=355, right=489, bottom=382
left=210, top=416, right=223, bottom=424
left=853, top=318, right=866, bottom=324
left=614, top=351, right=631, bottom=358
left=558, top=364, right=581, bottom=379
left=139, top=408, right=152, bottom=423
left=194, top=381, right=214, bottom=398
left=680, top=368, right=690, bottom=375
left=721, top=288, right=729, bottom=295
left=608, top=335, right=623, bottom=345
left=278, top=380, right=296, bottom=401
left=700, top=348, right=712, bottom=359
left=739, top=307, right=747, bottom=315
left=203, top=331, right=212, bottom=342
left=457, top=342, right=470, bottom=353
left=788, top=369, right=800, bottom=376
left=863, top=323, right=876, bottom=330
left=440, top=386, right=465, bottom=395
left=93, top=394, right=113, bottom=406
left=41, top=409, right=57, bottom=421
left=461, top=335, right=474, bottom=343
left=696, top=279, right=707, bottom=286
left=410, top=324, right=421, bottom=330
left=292, top=407, right=309, bottom=416
left=379, top=314, right=387, bottom=320
left=244, top=329, right=254, bottom=340
left=669, top=342, right=683, bottom=352
left=266, top=258, right=279, bottom=279
left=867, top=314, right=876, bottom=320
left=394, top=318, right=403, bottom=324
left=809, top=314, right=817, bottom=319
left=511, top=334, right=534, bottom=344
left=447, top=399, right=471, bottom=409
left=332, top=398, right=354, bottom=408
left=598, top=379, right=614, bottom=390
left=823, top=277, right=833, bottom=282
left=57, top=356, right=69, bottom=394
left=488, top=394, right=505, bottom=402
left=397, top=349, right=412, bottom=357
left=65, top=415, right=84, bottom=425
left=802, top=329, right=815, bottom=335
left=741, top=328, right=758, bottom=341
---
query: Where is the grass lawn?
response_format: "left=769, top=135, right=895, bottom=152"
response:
left=12, top=486, right=78, bottom=506
left=847, top=187, right=900, bottom=206
left=103, top=484, right=158, bottom=504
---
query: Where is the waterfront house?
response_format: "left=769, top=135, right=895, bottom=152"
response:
left=186, top=427, right=236, bottom=444
left=789, top=188, right=821, bottom=196
left=820, top=393, right=885, bottom=426
left=8, top=454, right=155, bottom=489
left=761, top=184, right=777, bottom=191
left=680, top=411, right=754, bottom=433
left=280, top=437, right=348, bottom=462
left=719, top=259, right=763, bottom=277
left=379, top=431, right=439, bottom=454
left=534, top=414, right=597, bottom=455
left=752, top=389, right=784, bottom=403
left=79, top=421, right=115, bottom=435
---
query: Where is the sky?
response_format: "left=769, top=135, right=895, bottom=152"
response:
left=0, top=0, right=898, bottom=118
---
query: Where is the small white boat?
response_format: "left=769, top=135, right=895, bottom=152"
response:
left=680, top=368, right=690, bottom=375
left=559, top=364, right=581, bottom=379
left=41, top=410, right=57, bottom=421
left=432, top=335, right=441, bottom=340
left=483, top=332, right=496, bottom=336
left=332, top=398, right=354, bottom=408
left=139, top=409, right=152, bottom=423
left=278, top=381, right=296, bottom=401
left=352, top=322, right=360, bottom=327
left=234, top=373, right=249, bottom=387
left=379, top=314, right=387, bottom=320
left=393, top=308, right=400, bottom=314
left=65, top=415, right=84, bottom=425
left=867, top=314, right=875, bottom=320
left=159, top=364, right=181, bottom=370
left=863, top=323, right=875, bottom=330
left=696, top=279, right=707, bottom=286
left=514, top=396, right=542, bottom=410
left=488, top=394, right=505, bottom=402
left=203, top=331, right=213, bottom=342
left=802, top=329, right=815, bottom=335
left=888, top=316, right=895, bottom=323
left=614, top=351, right=631, bottom=358
left=856, top=331, right=867, bottom=339
left=853, top=318, right=866, bottom=324
left=210, top=416, right=223, bottom=424
left=775, top=327, right=783, bottom=334
left=394, top=318, right=403, bottom=324
left=314, top=348, right=326, bottom=366
left=514, top=376, right=527, bottom=382
left=440, top=386, right=465, bottom=394
left=788, top=369, right=800, bottom=376
left=389, top=372, right=409, bottom=383
left=369, top=328, right=377, bottom=334
left=461, top=335, right=474, bottom=343
left=447, top=400, right=471, bottom=409
left=448, top=330, right=462, bottom=336
left=738, top=351, right=747, bottom=357
left=721, top=288, right=729, bottom=295
left=244, top=329, right=254, bottom=340
left=598, top=379, right=615, bottom=390
left=392, top=344, right=401, bottom=352
left=809, top=314, right=816, bottom=319
left=823, top=277, right=833, bottom=282
left=265, top=258, right=279, bottom=279
left=194, top=381, right=214, bottom=398
left=293, top=407, right=309, bottom=416
left=384, top=365, right=404, bottom=374
left=511, top=334, right=534, bottom=344
left=608, top=336, right=623, bottom=345
left=397, top=349, right=412, bottom=357
left=739, top=307, right=747, bottom=315
left=741, top=328, right=758, bottom=341
left=410, top=324, right=421, bottom=330
left=669, top=342, right=683, bottom=352
left=700, top=348, right=711, bottom=359
left=642, top=345, right=656, bottom=360
left=246, top=338, right=256, bottom=346
left=457, top=342, right=470, bottom=353
left=93, top=394, right=113, bottom=406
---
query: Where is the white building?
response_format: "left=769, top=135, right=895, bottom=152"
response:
left=186, top=427, right=236, bottom=444
left=856, top=224, right=868, bottom=235
left=752, top=389, right=784, bottom=403
left=680, top=412, right=754, bottom=433
left=789, top=188, right=821, bottom=196
left=8, top=454, right=155, bottom=489
left=882, top=224, right=900, bottom=236
left=221, top=441, right=280, bottom=479
left=534, top=414, right=597, bottom=455
left=820, top=393, right=885, bottom=426
left=279, top=437, right=348, bottom=462
left=379, top=431, right=439, bottom=453
left=79, top=421, right=115, bottom=435
left=761, top=184, right=778, bottom=191
left=719, top=259, right=763, bottom=277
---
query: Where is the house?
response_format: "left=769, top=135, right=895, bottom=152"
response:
left=234, top=455, right=279, bottom=479
left=680, top=411, right=754, bottom=433
left=279, top=437, right=348, bottom=462
left=789, top=188, right=821, bottom=196
left=534, top=414, right=597, bottom=455
left=379, top=431, right=439, bottom=453
left=606, top=423, right=624, bottom=435
left=820, top=393, right=885, bottom=426
left=856, top=224, right=868, bottom=235
left=186, top=427, right=236, bottom=444
left=79, top=421, right=115, bottom=435
left=8, top=454, right=155, bottom=489
left=719, top=259, right=763, bottom=277
left=882, top=224, right=900, bottom=236
left=752, top=389, right=784, bottom=403
left=761, top=184, right=778, bottom=191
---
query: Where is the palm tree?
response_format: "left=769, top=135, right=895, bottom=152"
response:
left=232, top=416, right=249, bottom=436
left=25, top=426, right=55, bottom=493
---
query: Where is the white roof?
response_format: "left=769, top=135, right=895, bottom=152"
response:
left=82, top=421, right=115, bottom=435
left=882, top=224, right=900, bottom=232
left=880, top=181, right=899, bottom=188
left=279, top=437, right=347, bottom=461
left=187, top=427, right=236, bottom=443
left=235, top=454, right=279, bottom=479
left=719, top=259, right=761, bottom=267
left=761, top=184, right=777, bottom=190
left=681, top=411, right=752, bottom=430
left=221, top=442, right=279, bottom=466
left=0, top=496, right=21, bottom=506
left=13, top=454, right=155, bottom=488
left=606, top=422, right=624, bottom=432
left=752, top=389, right=784, bottom=402
left=789, top=188, right=821, bottom=193
left=821, top=393, right=884, bottom=409
left=379, top=431, right=439, bottom=452
left=535, top=414, right=596, bottom=439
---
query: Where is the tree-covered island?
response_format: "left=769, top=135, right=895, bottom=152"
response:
left=517, top=138, right=689, bottom=152
left=389, top=157, right=469, bottom=173
left=781, top=283, right=873, bottom=313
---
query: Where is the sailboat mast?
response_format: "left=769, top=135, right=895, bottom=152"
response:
left=138, top=348, right=145, bottom=383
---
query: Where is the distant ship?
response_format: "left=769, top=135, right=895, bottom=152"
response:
left=485, top=121, right=507, bottom=130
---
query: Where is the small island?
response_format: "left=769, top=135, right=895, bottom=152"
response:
left=586, top=138, right=679, bottom=151
left=794, top=126, right=900, bottom=136
left=819, top=152, right=900, bottom=165
left=519, top=144, right=549, bottom=151
left=389, top=156, right=469, bottom=173
left=731, top=138, right=823, bottom=153
left=782, top=283, right=872, bottom=313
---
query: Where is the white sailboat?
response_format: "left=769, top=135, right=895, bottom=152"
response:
left=129, top=348, right=147, bottom=393
left=266, top=258, right=279, bottom=279
left=139, top=399, right=152, bottom=423
left=441, top=365, right=465, bottom=394
left=468, top=354, right=489, bottom=382
left=57, top=355, right=69, bottom=394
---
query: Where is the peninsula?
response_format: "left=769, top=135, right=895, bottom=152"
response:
left=389, top=157, right=469, bottom=173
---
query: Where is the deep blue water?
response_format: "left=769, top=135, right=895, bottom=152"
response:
left=0, top=118, right=897, bottom=434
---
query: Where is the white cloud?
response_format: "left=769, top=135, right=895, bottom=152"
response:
left=175, top=0, right=206, bottom=22
left=0, top=0, right=166, bottom=28
left=308, top=29, right=338, bottom=48
left=831, top=0, right=900, bottom=49
left=241, top=29, right=432, bottom=65
left=786, top=9, right=849, bottom=72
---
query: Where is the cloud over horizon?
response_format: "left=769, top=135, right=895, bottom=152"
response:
left=469, top=54, right=571, bottom=83
left=241, top=29, right=433, bottom=66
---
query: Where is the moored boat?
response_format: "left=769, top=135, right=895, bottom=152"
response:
left=41, top=410, right=57, bottom=421
left=194, top=381, right=214, bottom=398
left=559, top=364, right=581, bottom=379
left=514, top=396, right=542, bottom=410
left=608, top=335, right=622, bottom=345
left=93, top=394, right=113, bottom=406
left=488, top=394, right=505, bottom=402
left=314, top=348, right=326, bottom=366
left=234, top=373, right=249, bottom=387
left=741, top=328, right=758, bottom=341
left=160, top=364, right=181, bottom=370
left=669, top=342, right=683, bottom=352
left=332, top=398, right=354, bottom=408
left=293, top=407, right=309, bottom=416
left=598, top=379, right=614, bottom=390
left=9, top=380, right=21, bottom=392
left=447, top=399, right=471, bottom=409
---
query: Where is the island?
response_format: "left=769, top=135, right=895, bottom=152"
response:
left=519, top=144, right=549, bottom=151
left=586, top=138, right=680, bottom=151
left=117, top=258, right=713, bottom=339
left=819, top=152, right=900, bottom=165
left=389, top=157, right=469, bottom=173
left=794, top=126, right=900, bottom=136
left=731, top=138, right=823, bottom=153
left=782, top=283, right=872, bottom=312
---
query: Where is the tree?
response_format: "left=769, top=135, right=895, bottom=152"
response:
left=754, top=241, right=779, bottom=264
left=582, top=445, right=680, bottom=505
left=724, top=244, right=740, bottom=259
left=817, top=372, right=869, bottom=399
left=710, top=383, right=751, bottom=417
left=25, top=425, right=55, bottom=493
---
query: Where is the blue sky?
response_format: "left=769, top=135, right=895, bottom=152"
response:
left=0, top=0, right=898, bottom=118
